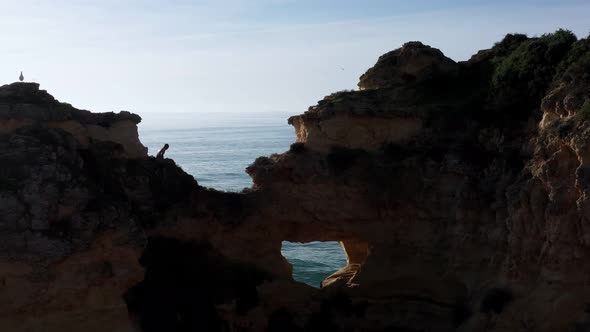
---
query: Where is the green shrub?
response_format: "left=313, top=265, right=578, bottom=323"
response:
left=576, top=100, right=590, bottom=121
left=556, top=35, right=590, bottom=83
left=491, top=29, right=577, bottom=115
left=493, top=29, right=576, bottom=90
left=491, top=33, right=529, bottom=57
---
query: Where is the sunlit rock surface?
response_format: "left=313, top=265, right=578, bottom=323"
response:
left=2, top=30, right=590, bottom=331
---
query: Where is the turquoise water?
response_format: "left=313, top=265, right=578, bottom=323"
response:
left=139, top=113, right=347, bottom=287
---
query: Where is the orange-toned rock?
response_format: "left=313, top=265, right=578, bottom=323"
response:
left=2, top=31, right=590, bottom=332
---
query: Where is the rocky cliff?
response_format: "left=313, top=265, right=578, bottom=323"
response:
left=1, top=29, right=590, bottom=332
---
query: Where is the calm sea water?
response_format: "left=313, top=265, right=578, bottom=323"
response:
left=139, top=112, right=346, bottom=287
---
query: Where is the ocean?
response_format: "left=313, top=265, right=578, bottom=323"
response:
left=139, top=112, right=347, bottom=287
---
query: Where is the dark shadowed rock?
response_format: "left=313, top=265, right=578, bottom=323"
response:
left=0, top=82, right=146, bottom=157
left=358, top=41, right=458, bottom=90
left=2, top=30, right=590, bottom=332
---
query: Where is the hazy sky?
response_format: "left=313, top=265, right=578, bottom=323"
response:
left=1, top=0, right=588, bottom=129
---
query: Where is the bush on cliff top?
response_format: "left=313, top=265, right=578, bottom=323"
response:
left=491, top=29, right=577, bottom=113
left=576, top=100, right=590, bottom=121
left=490, top=33, right=529, bottom=57
left=493, top=29, right=576, bottom=85
left=556, top=35, right=590, bottom=83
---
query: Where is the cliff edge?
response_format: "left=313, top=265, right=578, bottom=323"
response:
left=2, top=29, right=590, bottom=332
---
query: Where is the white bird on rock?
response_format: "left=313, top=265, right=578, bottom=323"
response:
left=19, top=71, right=24, bottom=82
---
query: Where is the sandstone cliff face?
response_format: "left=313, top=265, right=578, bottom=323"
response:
left=0, top=83, right=147, bottom=158
left=0, top=83, right=197, bottom=331
left=250, top=31, right=590, bottom=332
left=288, top=94, right=424, bottom=151
left=2, top=30, right=590, bottom=332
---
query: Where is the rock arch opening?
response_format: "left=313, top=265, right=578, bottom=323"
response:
left=281, top=240, right=368, bottom=288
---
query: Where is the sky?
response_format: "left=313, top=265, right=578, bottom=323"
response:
left=0, top=0, right=588, bottom=129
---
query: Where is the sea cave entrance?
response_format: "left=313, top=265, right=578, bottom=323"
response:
left=281, top=241, right=348, bottom=288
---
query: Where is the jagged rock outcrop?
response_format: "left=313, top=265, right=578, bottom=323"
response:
left=2, top=30, right=590, bottom=332
left=358, top=41, right=458, bottom=90
left=288, top=42, right=458, bottom=152
left=252, top=30, right=590, bottom=332
left=0, top=82, right=147, bottom=157
left=0, top=83, right=198, bottom=331
left=288, top=95, right=424, bottom=151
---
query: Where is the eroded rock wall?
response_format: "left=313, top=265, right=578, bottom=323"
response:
left=2, top=31, right=590, bottom=332
left=0, top=83, right=147, bottom=158
left=246, top=32, right=590, bottom=331
left=0, top=83, right=198, bottom=331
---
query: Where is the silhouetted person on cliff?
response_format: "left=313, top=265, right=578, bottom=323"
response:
left=156, top=144, right=169, bottom=159
left=19, top=71, right=24, bottom=82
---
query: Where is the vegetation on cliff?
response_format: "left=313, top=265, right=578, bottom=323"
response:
left=2, top=29, right=590, bottom=332
left=490, top=30, right=577, bottom=116
left=302, top=29, right=589, bottom=125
